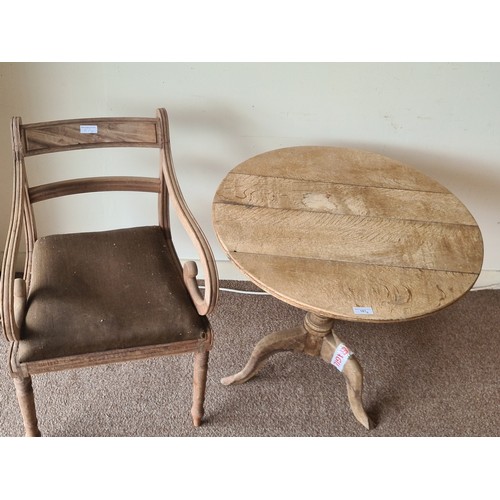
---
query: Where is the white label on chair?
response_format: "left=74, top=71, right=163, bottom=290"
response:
left=353, top=306, right=374, bottom=315
left=80, top=125, right=98, bottom=133
left=330, top=343, right=352, bottom=372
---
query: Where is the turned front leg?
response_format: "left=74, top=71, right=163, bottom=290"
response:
left=13, top=376, right=41, bottom=437
left=191, top=350, right=209, bottom=427
left=320, top=332, right=373, bottom=430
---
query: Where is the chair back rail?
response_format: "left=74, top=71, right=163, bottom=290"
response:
left=28, top=176, right=161, bottom=203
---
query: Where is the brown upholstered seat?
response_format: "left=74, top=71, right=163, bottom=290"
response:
left=19, top=226, right=208, bottom=364
left=0, top=109, right=219, bottom=436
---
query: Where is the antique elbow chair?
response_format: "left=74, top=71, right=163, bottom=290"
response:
left=0, top=108, right=218, bottom=436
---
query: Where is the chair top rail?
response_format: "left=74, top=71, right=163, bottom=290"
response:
left=20, top=117, right=160, bottom=156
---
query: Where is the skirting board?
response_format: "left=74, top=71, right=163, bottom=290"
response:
left=466, top=269, right=500, bottom=290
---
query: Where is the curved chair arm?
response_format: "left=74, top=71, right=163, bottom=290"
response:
left=1, top=118, right=25, bottom=342
left=157, top=108, right=219, bottom=316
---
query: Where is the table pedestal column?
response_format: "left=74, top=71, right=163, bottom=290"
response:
left=221, top=312, right=372, bottom=430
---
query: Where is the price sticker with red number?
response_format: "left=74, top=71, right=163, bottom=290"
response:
left=330, top=343, right=353, bottom=372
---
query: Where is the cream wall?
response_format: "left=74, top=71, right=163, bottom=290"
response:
left=1, top=62, right=499, bottom=285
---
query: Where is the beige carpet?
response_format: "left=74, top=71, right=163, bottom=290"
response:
left=0, top=281, right=498, bottom=437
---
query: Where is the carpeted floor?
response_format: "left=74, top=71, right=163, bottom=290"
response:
left=0, top=281, right=498, bottom=437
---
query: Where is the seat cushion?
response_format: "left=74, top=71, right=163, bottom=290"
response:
left=19, top=226, right=208, bottom=363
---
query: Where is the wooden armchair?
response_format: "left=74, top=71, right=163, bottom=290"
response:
left=0, top=108, right=218, bottom=436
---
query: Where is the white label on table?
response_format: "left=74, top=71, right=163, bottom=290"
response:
left=353, top=306, right=374, bottom=315
left=330, top=343, right=352, bottom=372
left=80, top=125, right=98, bottom=134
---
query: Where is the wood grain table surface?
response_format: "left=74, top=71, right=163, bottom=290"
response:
left=213, top=146, right=484, bottom=323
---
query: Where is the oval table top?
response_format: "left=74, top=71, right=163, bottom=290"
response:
left=212, top=146, right=484, bottom=322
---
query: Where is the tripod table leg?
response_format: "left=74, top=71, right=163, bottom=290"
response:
left=221, top=325, right=308, bottom=386
left=320, top=332, right=373, bottom=430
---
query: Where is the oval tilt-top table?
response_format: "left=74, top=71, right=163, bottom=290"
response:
left=212, top=146, right=483, bottom=429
